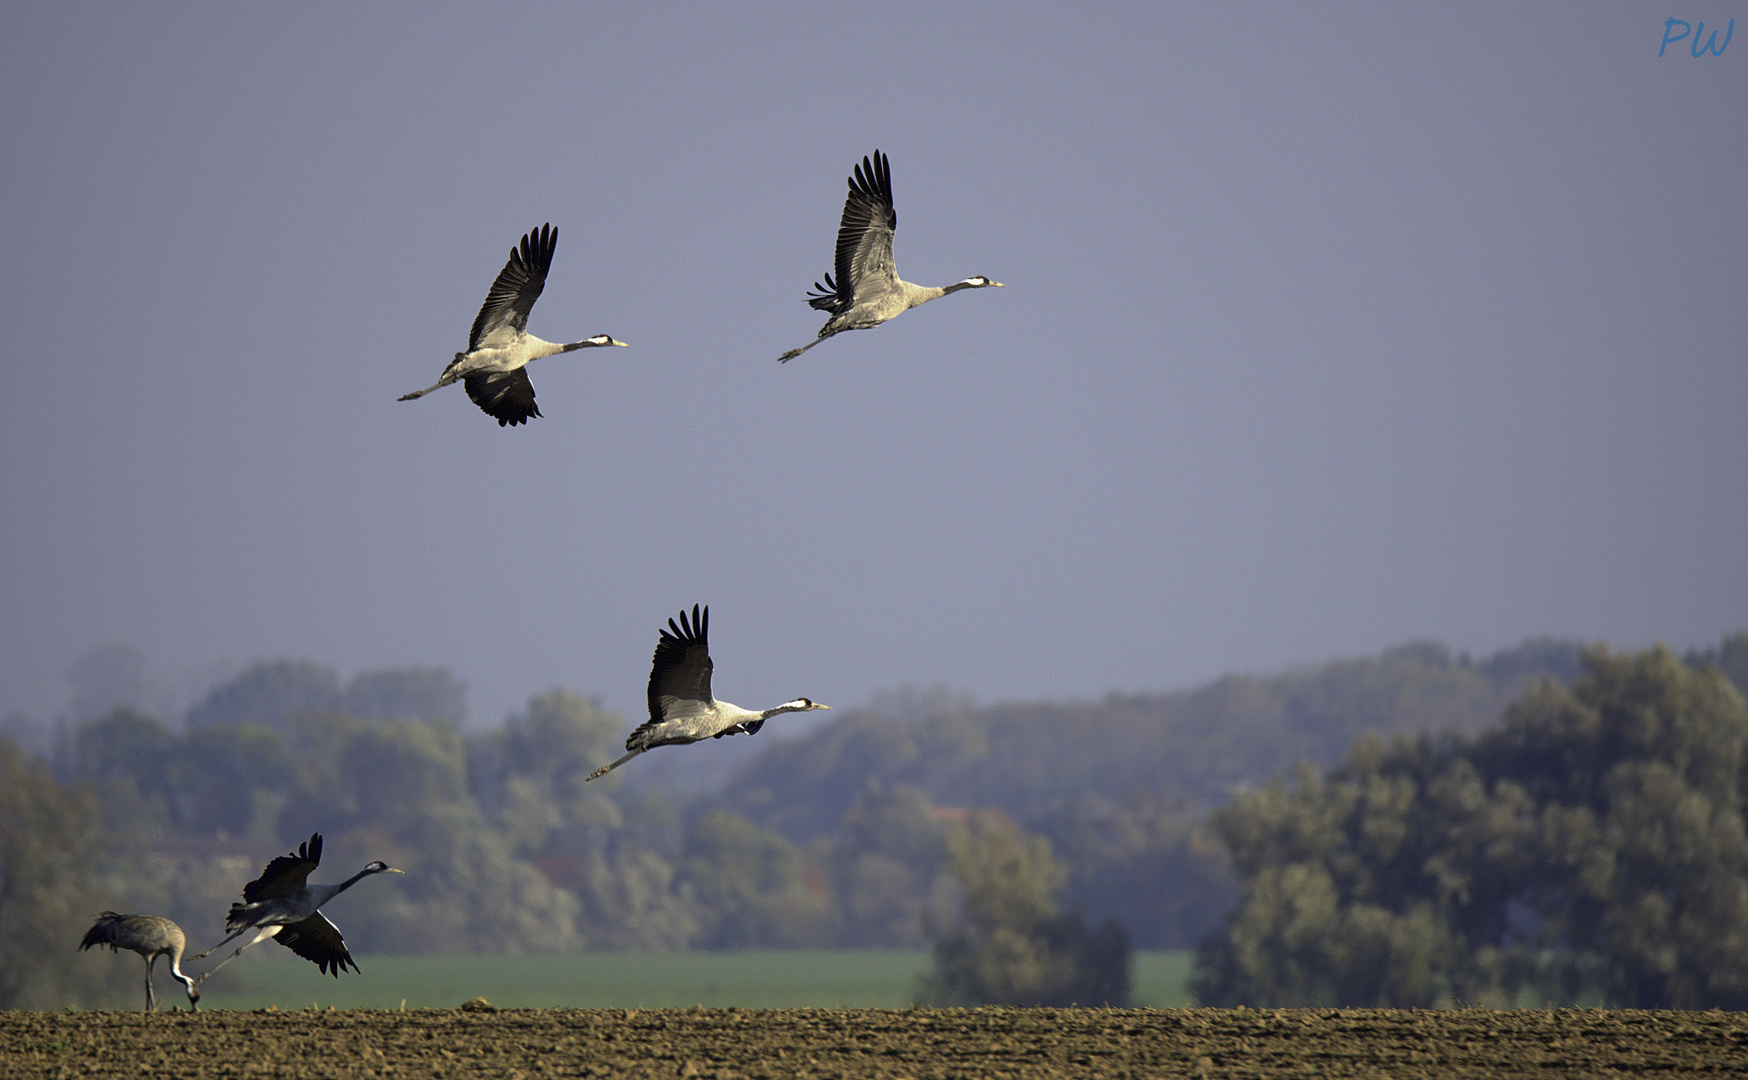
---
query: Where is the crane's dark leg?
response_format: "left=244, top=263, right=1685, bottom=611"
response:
left=190, top=924, right=253, bottom=961
left=398, top=356, right=468, bottom=399
left=585, top=748, right=643, bottom=781
left=194, top=927, right=279, bottom=985
left=778, top=325, right=840, bottom=363
left=144, top=955, right=158, bottom=1012
left=778, top=339, right=823, bottom=363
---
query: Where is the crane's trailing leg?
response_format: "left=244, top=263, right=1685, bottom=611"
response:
left=193, top=926, right=283, bottom=985
left=778, top=337, right=827, bottom=363
left=188, top=921, right=256, bottom=962
left=397, top=356, right=466, bottom=400
left=586, top=748, right=643, bottom=782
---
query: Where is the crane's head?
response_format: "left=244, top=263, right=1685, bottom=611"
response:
left=584, top=334, right=629, bottom=347
left=184, top=983, right=201, bottom=1007
left=962, top=276, right=1004, bottom=288
left=777, top=698, right=830, bottom=714
left=363, top=861, right=406, bottom=876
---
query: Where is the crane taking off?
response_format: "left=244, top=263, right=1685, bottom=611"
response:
left=586, top=604, right=829, bottom=781
left=779, top=150, right=1002, bottom=362
left=79, top=913, right=201, bottom=1012
left=400, top=223, right=627, bottom=425
left=191, top=833, right=402, bottom=982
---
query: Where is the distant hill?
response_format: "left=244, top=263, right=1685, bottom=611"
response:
left=706, top=638, right=1587, bottom=843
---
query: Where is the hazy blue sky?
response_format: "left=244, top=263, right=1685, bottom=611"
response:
left=2, top=4, right=1743, bottom=734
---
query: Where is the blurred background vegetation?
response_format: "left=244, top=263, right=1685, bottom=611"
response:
left=3, top=632, right=1743, bottom=1009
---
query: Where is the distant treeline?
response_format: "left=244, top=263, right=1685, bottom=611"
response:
left=1194, top=637, right=1748, bottom=1009
left=2, top=633, right=1743, bottom=1008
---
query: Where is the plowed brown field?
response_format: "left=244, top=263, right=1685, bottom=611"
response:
left=4, top=1004, right=1745, bottom=1078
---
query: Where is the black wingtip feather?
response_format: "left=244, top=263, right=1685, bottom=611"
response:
left=514, top=223, right=557, bottom=275
left=661, top=604, right=709, bottom=645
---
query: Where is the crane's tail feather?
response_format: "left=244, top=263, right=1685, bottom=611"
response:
left=586, top=749, right=641, bottom=782
left=805, top=273, right=844, bottom=313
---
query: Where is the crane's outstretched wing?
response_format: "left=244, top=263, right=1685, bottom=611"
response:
left=464, top=369, right=541, bottom=427
left=601, top=605, right=716, bottom=771
left=646, top=604, right=713, bottom=723
left=243, top=834, right=323, bottom=902
left=469, top=224, right=556, bottom=351
left=274, top=912, right=359, bottom=977
left=824, top=150, right=897, bottom=310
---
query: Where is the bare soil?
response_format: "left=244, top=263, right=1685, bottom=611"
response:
left=4, top=1004, right=1746, bottom=1078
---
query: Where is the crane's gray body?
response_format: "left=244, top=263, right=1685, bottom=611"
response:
left=399, top=223, right=626, bottom=425
left=79, top=912, right=200, bottom=1011
left=192, top=833, right=401, bottom=983
left=779, top=150, right=1002, bottom=362
left=586, top=605, right=828, bottom=781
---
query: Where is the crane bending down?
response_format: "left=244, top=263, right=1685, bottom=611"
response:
left=586, top=604, right=829, bottom=781
left=399, top=223, right=627, bottom=426
left=778, top=150, right=1003, bottom=362
left=190, top=833, right=402, bottom=982
left=79, top=913, right=200, bottom=1012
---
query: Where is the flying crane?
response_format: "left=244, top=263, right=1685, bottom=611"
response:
left=779, top=150, right=1003, bottom=362
left=587, top=605, right=829, bottom=781
left=400, top=223, right=627, bottom=425
left=190, top=833, right=402, bottom=981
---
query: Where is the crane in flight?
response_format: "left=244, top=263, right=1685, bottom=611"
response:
left=779, top=150, right=1002, bottom=362
left=587, top=604, right=829, bottom=781
left=190, top=833, right=402, bottom=981
left=79, top=913, right=201, bottom=1012
left=400, top=223, right=627, bottom=425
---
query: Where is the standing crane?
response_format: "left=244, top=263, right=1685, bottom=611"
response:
left=399, top=223, right=627, bottom=425
left=586, top=604, right=829, bottom=781
left=78, top=913, right=201, bottom=1012
left=778, top=150, right=1003, bottom=362
left=190, top=833, right=402, bottom=981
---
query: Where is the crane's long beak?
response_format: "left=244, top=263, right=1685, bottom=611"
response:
left=385, top=867, right=406, bottom=874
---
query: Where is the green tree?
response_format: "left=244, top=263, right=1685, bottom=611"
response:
left=277, top=713, right=472, bottom=840
left=480, top=689, right=623, bottom=853
left=1687, top=631, right=1748, bottom=702
left=0, top=737, right=130, bottom=1008
left=677, top=812, right=831, bottom=948
left=185, top=660, right=339, bottom=732
left=920, top=817, right=1130, bottom=1006
left=550, top=844, right=700, bottom=950
left=1474, top=644, right=1748, bottom=1007
left=827, top=784, right=953, bottom=946
left=173, top=723, right=290, bottom=837
left=340, top=667, right=467, bottom=726
left=353, top=827, right=581, bottom=954
left=1194, top=644, right=1748, bottom=1009
left=1040, top=791, right=1235, bottom=950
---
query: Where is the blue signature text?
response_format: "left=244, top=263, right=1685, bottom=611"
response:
left=1661, top=17, right=1733, bottom=56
